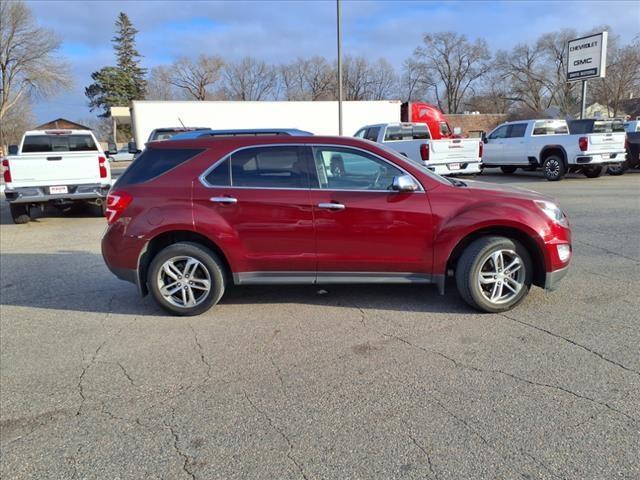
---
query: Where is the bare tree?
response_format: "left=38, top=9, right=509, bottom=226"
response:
left=223, top=57, right=277, bottom=101
left=591, top=35, right=640, bottom=117
left=0, top=96, right=33, bottom=146
left=342, top=56, right=372, bottom=100
left=168, top=55, right=224, bottom=100
left=367, top=58, right=397, bottom=100
left=409, top=32, right=491, bottom=113
left=537, top=29, right=580, bottom=114
left=279, top=56, right=335, bottom=100
left=0, top=0, right=71, bottom=148
left=463, top=70, right=513, bottom=113
left=146, top=65, right=176, bottom=100
left=398, top=58, right=433, bottom=102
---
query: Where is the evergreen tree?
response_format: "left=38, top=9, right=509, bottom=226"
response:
left=85, top=12, right=146, bottom=118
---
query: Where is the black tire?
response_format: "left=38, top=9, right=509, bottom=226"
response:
left=86, top=201, right=107, bottom=217
left=542, top=155, right=566, bottom=181
left=9, top=203, right=30, bottom=224
left=455, top=236, right=533, bottom=313
left=147, top=242, right=226, bottom=316
left=607, top=161, right=628, bottom=176
left=500, top=166, right=518, bottom=174
left=583, top=165, right=604, bottom=178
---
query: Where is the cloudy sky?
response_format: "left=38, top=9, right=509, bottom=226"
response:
left=27, top=0, right=639, bottom=123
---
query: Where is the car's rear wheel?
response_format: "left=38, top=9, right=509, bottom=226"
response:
left=583, top=165, right=603, bottom=178
left=148, top=242, right=226, bottom=316
left=9, top=203, right=30, bottom=224
left=455, top=236, right=533, bottom=313
left=542, top=156, right=566, bottom=181
left=500, top=166, right=518, bottom=174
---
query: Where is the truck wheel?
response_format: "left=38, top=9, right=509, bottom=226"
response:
left=542, top=156, right=566, bottom=181
left=500, top=166, right=518, bottom=174
left=456, top=236, right=533, bottom=313
left=583, top=165, right=603, bottom=178
left=147, top=242, right=226, bottom=316
left=607, top=162, right=628, bottom=176
left=9, top=204, right=31, bottom=224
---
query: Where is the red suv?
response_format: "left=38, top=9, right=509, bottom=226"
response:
left=102, top=136, right=571, bottom=316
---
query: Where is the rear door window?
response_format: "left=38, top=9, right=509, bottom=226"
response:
left=116, top=148, right=204, bottom=187
left=507, top=123, right=527, bottom=138
left=229, top=146, right=310, bottom=189
left=364, top=127, right=380, bottom=142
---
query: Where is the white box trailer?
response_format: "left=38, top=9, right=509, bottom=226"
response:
left=130, top=100, right=402, bottom=147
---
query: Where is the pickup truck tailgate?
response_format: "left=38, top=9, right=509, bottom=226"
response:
left=8, top=152, right=103, bottom=187
left=587, top=132, right=626, bottom=152
left=429, top=138, right=480, bottom=162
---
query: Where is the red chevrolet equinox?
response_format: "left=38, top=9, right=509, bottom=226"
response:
left=102, top=136, right=571, bottom=316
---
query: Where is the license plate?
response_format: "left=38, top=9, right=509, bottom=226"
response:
left=601, top=153, right=610, bottom=159
left=49, top=186, right=68, bottom=194
left=449, top=163, right=461, bottom=170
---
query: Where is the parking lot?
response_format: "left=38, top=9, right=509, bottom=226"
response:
left=1, top=171, right=639, bottom=479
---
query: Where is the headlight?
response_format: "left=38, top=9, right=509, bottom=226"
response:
left=534, top=200, right=568, bottom=227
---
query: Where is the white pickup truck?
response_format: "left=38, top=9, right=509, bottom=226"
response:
left=2, top=130, right=111, bottom=223
left=481, top=119, right=627, bottom=181
left=354, top=122, right=482, bottom=175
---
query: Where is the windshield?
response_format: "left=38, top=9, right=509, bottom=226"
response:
left=374, top=143, right=450, bottom=186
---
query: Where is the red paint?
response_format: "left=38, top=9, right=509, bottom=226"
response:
left=401, top=102, right=454, bottom=139
left=102, top=136, right=571, bottom=288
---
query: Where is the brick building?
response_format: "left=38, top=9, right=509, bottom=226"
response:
left=446, top=114, right=507, bottom=135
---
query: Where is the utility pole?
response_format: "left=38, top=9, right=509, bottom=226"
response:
left=336, top=0, right=343, bottom=135
left=580, top=80, right=587, bottom=119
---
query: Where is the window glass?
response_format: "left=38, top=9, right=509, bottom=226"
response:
left=488, top=125, right=509, bottom=140
left=568, top=121, right=589, bottom=134
left=532, top=120, right=569, bottom=135
left=364, top=127, right=380, bottom=142
left=312, top=147, right=402, bottom=191
left=22, top=134, right=98, bottom=153
left=384, top=125, right=412, bottom=141
left=116, top=148, right=204, bottom=187
left=508, top=123, right=527, bottom=138
left=593, top=121, right=625, bottom=133
left=204, top=158, right=230, bottom=186
left=230, top=146, right=308, bottom=188
left=439, top=122, right=451, bottom=136
left=354, top=128, right=366, bottom=139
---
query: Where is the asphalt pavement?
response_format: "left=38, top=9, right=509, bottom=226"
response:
left=1, top=170, right=639, bottom=479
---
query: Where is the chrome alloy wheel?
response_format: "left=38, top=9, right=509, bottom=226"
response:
left=157, top=256, right=211, bottom=308
left=545, top=159, right=560, bottom=177
left=477, top=249, right=525, bottom=305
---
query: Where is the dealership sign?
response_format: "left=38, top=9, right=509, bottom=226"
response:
left=567, top=32, right=608, bottom=81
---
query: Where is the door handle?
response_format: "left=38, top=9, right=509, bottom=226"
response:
left=47, top=156, right=62, bottom=161
left=318, top=202, right=345, bottom=210
left=210, top=196, right=237, bottom=204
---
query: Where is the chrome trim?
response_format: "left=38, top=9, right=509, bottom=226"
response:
left=210, top=196, right=237, bottom=204
left=317, top=202, right=345, bottom=210
left=198, top=143, right=425, bottom=193
left=233, top=271, right=433, bottom=285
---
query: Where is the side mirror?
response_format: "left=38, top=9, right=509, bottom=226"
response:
left=107, top=142, right=117, bottom=155
left=8, top=145, right=18, bottom=155
left=127, top=141, right=140, bottom=154
left=481, top=132, right=488, bottom=144
left=392, top=174, right=419, bottom=192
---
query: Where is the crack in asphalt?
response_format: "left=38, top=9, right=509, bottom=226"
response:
left=189, top=324, right=212, bottom=379
left=269, top=356, right=287, bottom=394
left=573, top=239, right=640, bottom=264
left=163, top=408, right=196, bottom=480
left=500, top=313, right=640, bottom=378
left=76, top=337, right=109, bottom=416
left=406, top=429, right=439, bottom=480
left=116, top=361, right=137, bottom=386
left=243, top=391, right=309, bottom=480
left=384, top=332, right=637, bottom=423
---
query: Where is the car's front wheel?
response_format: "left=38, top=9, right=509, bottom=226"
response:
left=500, top=166, right=518, bottom=174
left=148, top=242, right=226, bottom=316
left=455, top=236, right=533, bottom=313
left=607, top=162, right=627, bottom=176
left=583, top=165, right=603, bottom=178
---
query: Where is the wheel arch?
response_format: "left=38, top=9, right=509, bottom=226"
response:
left=445, top=226, right=546, bottom=289
left=138, top=230, right=233, bottom=295
left=539, top=145, right=568, bottom=167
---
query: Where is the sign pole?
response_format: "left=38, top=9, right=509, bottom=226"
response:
left=336, top=0, right=343, bottom=136
left=580, top=80, right=587, bottom=119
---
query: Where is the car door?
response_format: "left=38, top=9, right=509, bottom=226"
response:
left=192, top=145, right=317, bottom=277
left=308, top=145, right=434, bottom=277
left=501, top=123, right=528, bottom=165
left=482, top=125, right=509, bottom=165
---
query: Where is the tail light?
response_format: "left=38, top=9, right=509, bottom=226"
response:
left=420, top=143, right=429, bottom=161
left=579, top=136, right=588, bottom=152
left=105, top=190, right=132, bottom=224
left=2, top=158, right=11, bottom=183
left=478, top=141, right=483, bottom=158
left=99, top=155, right=108, bottom=178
